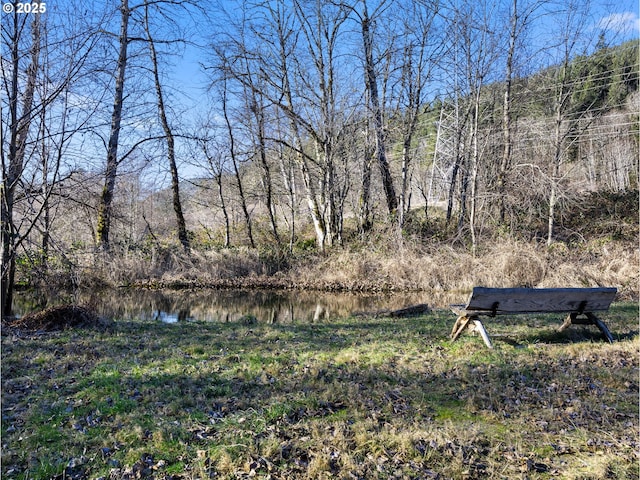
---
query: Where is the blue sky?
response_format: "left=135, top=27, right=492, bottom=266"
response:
left=167, top=0, right=639, bottom=118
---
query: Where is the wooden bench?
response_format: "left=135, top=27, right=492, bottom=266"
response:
left=450, top=287, right=617, bottom=349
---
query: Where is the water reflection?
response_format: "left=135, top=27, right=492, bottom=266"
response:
left=12, top=287, right=462, bottom=324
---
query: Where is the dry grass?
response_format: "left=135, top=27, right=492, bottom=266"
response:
left=292, top=239, right=638, bottom=298
left=24, top=232, right=638, bottom=302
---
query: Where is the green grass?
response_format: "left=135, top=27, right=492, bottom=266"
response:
left=2, top=305, right=638, bottom=479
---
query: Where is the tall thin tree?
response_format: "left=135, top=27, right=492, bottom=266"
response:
left=1, top=11, right=41, bottom=315
left=143, top=0, right=190, bottom=252
left=96, top=0, right=130, bottom=251
left=358, top=0, right=398, bottom=217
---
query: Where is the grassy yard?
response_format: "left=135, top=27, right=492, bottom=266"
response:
left=2, top=303, right=638, bottom=479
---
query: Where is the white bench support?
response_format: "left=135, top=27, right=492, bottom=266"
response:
left=450, top=312, right=494, bottom=349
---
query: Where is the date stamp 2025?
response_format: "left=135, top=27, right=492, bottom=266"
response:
left=3, top=2, right=47, bottom=14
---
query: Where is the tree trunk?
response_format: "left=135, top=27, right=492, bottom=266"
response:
left=274, top=6, right=327, bottom=251
left=96, top=0, right=129, bottom=251
left=358, top=125, right=374, bottom=234
left=548, top=61, right=571, bottom=246
left=276, top=139, right=297, bottom=253
left=299, top=147, right=327, bottom=252
left=548, top=105, right=563, bottom=245
left=446, top=94, right=466, bottom=225
left=399, top=133, right=413, bottom=227
left=446, top=125, right=465, bottom=225
left=40, top=104, right=50, bottom=273
left=457, top=146, right=470, bottom=236
left=216, top=174, right=231, bottom=248
left=200, top=137, right=231, bottom=248
left=398, top=42, right=421, bottom=228
left=221, top=76, right=255, bottom=248
left=2, top=12, right=41, bottom=316
left=319, top=141, right=338, bottom=247
left=446, top=160, right=459, bottom=224
left=361, top=10, right=397, bottom=217
left=469, top=94, right=480, bottom=255
left=498, top=0, right=518, bottom=225
left=144, top=0, right=190, bottom=253
left=252, top=95, right=281, bottom=246
left=457, top=95, right=477, bottom=238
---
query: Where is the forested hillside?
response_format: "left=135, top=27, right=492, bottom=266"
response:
left=2, top=1, right=638, bottom=314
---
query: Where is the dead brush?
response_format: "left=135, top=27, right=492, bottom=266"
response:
left=186, top=248, right=269, bottom=281
left=490, top=242, right=547, bottom=287
left=4, top=304, right=111, bottom=331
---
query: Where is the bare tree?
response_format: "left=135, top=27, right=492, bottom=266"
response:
left=357, top=115, right=375, bottom=234
left=290, top=0, right=354, bottom=247
left=1, top=11, right=42, bottom=315
left=463, top=2, right=500, bottom=253
left=393, top=0, right=441, bottom=227
left=264, top=0, right=329, bottom=250
left=438, top=2, right=474, bottom=232
left=272, top=1, right=330, bottom=251
left=1, top=3, right=104, bottom=314
left=238, top=56, right=281, bottom=246
left=543, top=0, right=594, bottom=245
left=197, top=132, right=231, bottom=248
left=274, top=113, right=299, bottom=252
left=498, top=0, right=519, bottom=225
left=143, top=0, right=190, bottom=252
left=357, top=0, right=398, bottom=218
left=220, top=68, right=255, bottom=248
left=95, top=0, right=130, bottom=251
left=497, top=0, right=542, bottom=225
left=213, top=0, right=354, bottom=250
left=96, top=0, right=201, bottom=252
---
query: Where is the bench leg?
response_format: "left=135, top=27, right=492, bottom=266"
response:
left=451, top=316, right=494, bottom=349
left=559, top=312, right=614, bottom=343
left=451, top=315, right=472, bottom=341
left=473, top=319, right=494, bottom=349
left=587, top=312, right=614, bottom=343
left=559, top=313, right=574, bottom=332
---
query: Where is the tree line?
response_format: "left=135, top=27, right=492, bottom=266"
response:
left=2, top=0, right=638, bottom=315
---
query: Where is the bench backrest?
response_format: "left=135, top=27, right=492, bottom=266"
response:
left=465, top=287, right=617, bottom=315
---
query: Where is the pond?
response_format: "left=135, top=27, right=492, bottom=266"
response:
left=12, top=287, right=463, bottom=324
